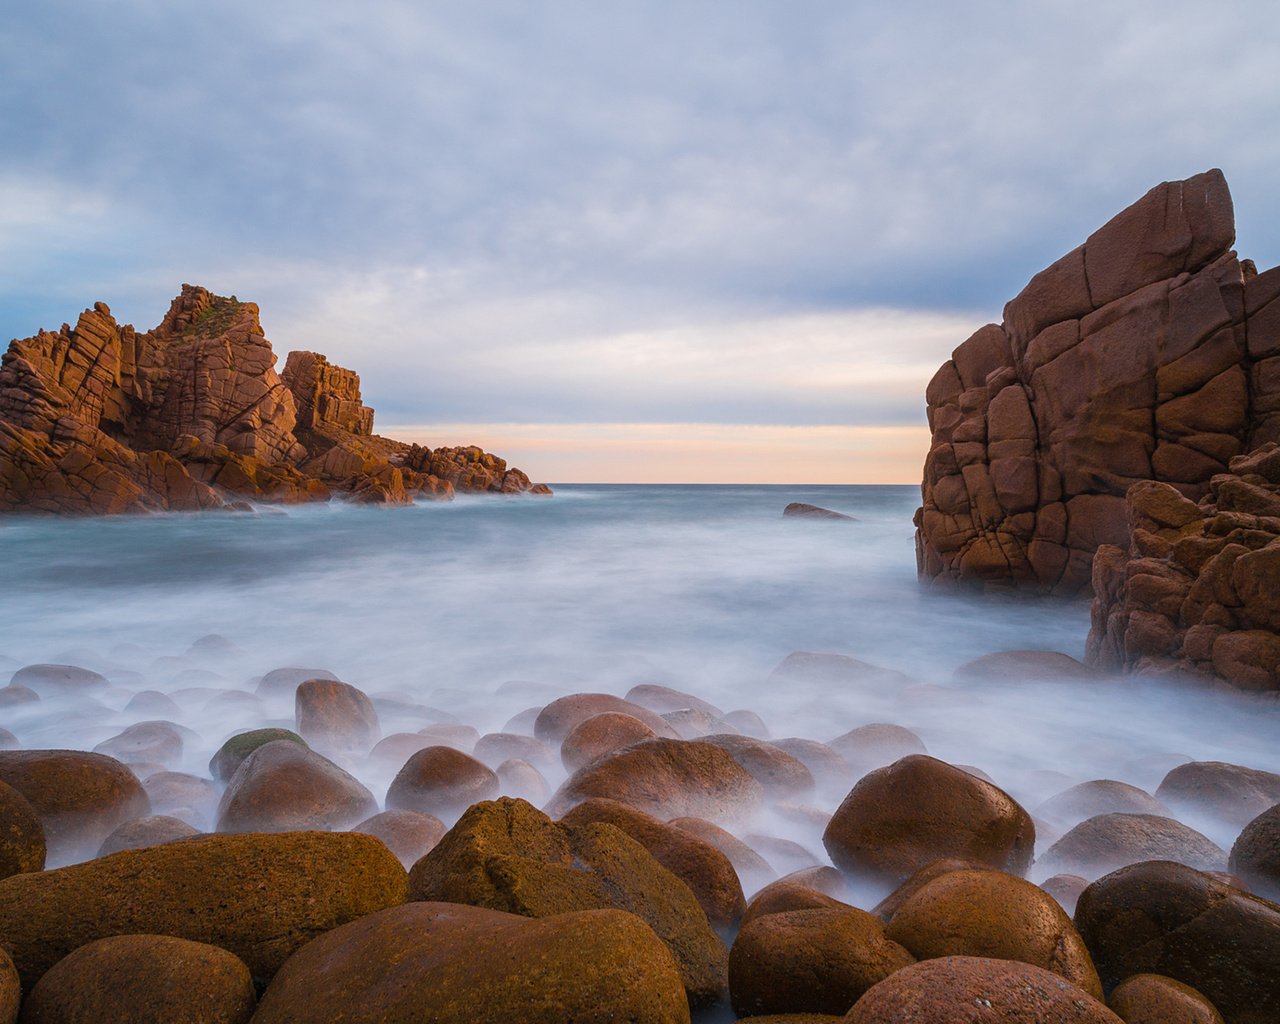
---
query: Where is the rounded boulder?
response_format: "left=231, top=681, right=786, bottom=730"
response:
left=561, top=712, right=658, bottom=772
left=353, top=809, right=446, bottom=868
left=294, top=678, right=380, bottom=754
left=1038, top=813, right=1226, bottom=880
left=385, top=746, right=499, bottom=819
left=1108, top=973, right=1225, bottom=1024
left=97, top=814, right=200, bottom=856
left=0, top=779, right=45, bottom=880
left=208, top=728, right=307, bottom=782
left=1228, top=802, right=1280, bottom=901
left=215, top=740, right=377, bottom=833
left=534, top=693, right=677, bottom=745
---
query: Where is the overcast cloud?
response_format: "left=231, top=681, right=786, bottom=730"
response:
left=3, top=1, right=1279, bottom=477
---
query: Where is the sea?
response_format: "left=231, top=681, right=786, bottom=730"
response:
left=2, top=484, right=1278, bottom=859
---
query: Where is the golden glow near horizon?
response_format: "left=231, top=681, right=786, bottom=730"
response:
left=385, top=422, right=932, bottom=484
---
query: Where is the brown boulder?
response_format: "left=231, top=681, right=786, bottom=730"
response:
left=352, top=809, right=445, bottom=868
left=561, top=711, right=658, bottom=772
left=534, top=693, right=676, bottom=745
left=471, top=731, right=557, bottom=770
left=1038, top=813, right=1226, bottom=880
left=700, top=734, right=815, bottom=799
left=0, top=780, right=44, bottom=880
left=0, top=948, right=15, bottom=1024
left=625, top=683, right=725, bottom=718
left=822, top=755, right=1035, bottom=884
left=671, top=817, right=776, bottom=894
left=1035, top=780, right=1169, bottom=828
left=495, top=758, right=548, bottom=803
left=215, top=740, right=377, bottom=833
left=1155, top=760, right=1280, bottom=829
left=741, top=875, right=853, bottom=928
left=782, top=502, right=854, bottom=520
left=0, top=831, right=407, bottom=988
left=844, top=956, right=1122, bottom=1023
left=869, top=858, right=988, bottom=921
left=884, top=867, right=1101, bottom=998
left=208, top=728, right=307, bottom=782
left=1229, top=803, right=1280, bottom=900
left=18, top=934, right=255, bottom=1024
left=770, top=738, right=851, bottom=791
left=729, top=907, right=914, bottom=1017
left=1108, top=974, right=1225, bottom=1024
left=828, top=724, right=926, bottom=777
left=294, top=678, right=380, bottom=754
left=252, top=902, right=689, bottom=1024
left=368, top=732, right=438, bottom=766
left=96, top=814, right=200, bottom=856
left=560, top=797, right=746, bottom=932
left=8, top=664, right=108, bottom=695
left=1074, top=860, right=1280, bottom=1024
left=385, top=746, right=499, bottom=819
left=142, top=771, right=220, bottom=827
left=92, top=721, right=187, bottom=767
left=953, top=650, right=1097, bottom=683
left=407, top=797, right=728, bottom=1008
left=0, top=750, right=150, bottom=864
left=255, top=667, right=338, bottom=697
left=1041, top=873, right=1090, bottom=917
left=547, top=738, right=764, bottom=823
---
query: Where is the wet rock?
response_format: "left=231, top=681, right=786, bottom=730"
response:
left=352, top=809, right=446, bottom=868
left=471, top=731, right=557, bottom=771
left=407, top=797, right=728, bottom=1009
left=216, top=740, right=377, bottom=833
left=18, top=934, right=256, bottom=1024
left=741, top=874, right=852, bottom=928
left=385, top=746, right=499, bottom=819
left=534, top=693, right=677, bottom=745
left=625, top=683, right=725, bottom=719
left=870, top=858, right=988, bottom=922
left=1229, top=803, right=1280, bottom=901
left=0, top=948, right=16, bottom=1024
left=368, top=731, right=437, bottom=766
left=252, top=902, right=689, bottom=1024
left=730, top=907, right=912, bottom=1017
left=495, top=758, right=548, bottom=803
left=770, top=738, right=851, bottom=792
left=828, top=724, right=927, bottom=778
left=294, top=678, right=380, bottom=754
left=884, top=867, right=1101, bottom=998
left=1035, top=779, right=1170, bottom=828
left=503, top=706, right=543, bottom=735
left=8, top=664, right=108, bottom=695
left=0, top=831, right=408, bottom=988
left=1155, top=760, right=1280, bottom=830
left=1108, top=973, right=1225, bottom=1024
left=0, top=779, right=45, bottom=879
left=671, top=817, right=776, bottom=894
left=560, top=797, right=746, bottom=932
left=845, top=956, right=1122, bottom=1023
left=0, top=749, right=150, bottom=863
left=782, top=502, right=854, bottom=520
left=823, top=755, right=1035, bottom=884
left=255, top=666, right=338, bottom=697
left=417, top=723, right=480, bottom=751
left=208, top=728, right=307, bottom=782
left=662, top=708, right=739, bottom=739
left=953, top=650, right=1098, bottom=683
left=142, top=771, right=220, bottom=827
left=97, top=814, right=200, bottom=855
left=561, top=712, right=658, bottom=772
left=723, top=709, right=770, bottom=738
left=92, top=720, right=188, bottom=767
left=700, top=734, right=815, bottom=799
left=743, top=834, right=820, bottom=875
left=1075, top=859, right=1280, bottom=1024
left=123, top=690, right=182, bottom=717
left=547, top=738, right=765, bottom=823
left=1038, top=813, right=1226, bottom=880
left=1041, top=873, right=1090, bottom=917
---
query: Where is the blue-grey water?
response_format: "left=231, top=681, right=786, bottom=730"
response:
left=2, top=485, right=1277, bottom=867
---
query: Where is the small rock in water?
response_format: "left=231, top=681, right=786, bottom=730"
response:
left=782, top=502, right=854, bottom=520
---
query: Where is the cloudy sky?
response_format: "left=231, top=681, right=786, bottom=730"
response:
left=4, top=2, right=1279, bottom=481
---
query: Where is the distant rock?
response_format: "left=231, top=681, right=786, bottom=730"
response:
left=0, top=284, right=550, bottom=513
left=917, top=169, right=1280, bottom=593
left=783, top=502, right=853, bottom=520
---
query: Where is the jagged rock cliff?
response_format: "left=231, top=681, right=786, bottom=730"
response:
left=0, top=285, right=550, bottom=513
left=916, top=169, right=1280, bottom=594
left=1088, top=444, right=1280, bottom=689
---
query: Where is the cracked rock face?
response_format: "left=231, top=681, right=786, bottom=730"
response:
left=0, top=284, right=549, bottom=513
left=917, top=169, right=1280, bottom=593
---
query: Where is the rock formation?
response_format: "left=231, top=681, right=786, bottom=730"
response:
left=0, top=285, right=550, bottom=513
left=916, top=169, right=1280, bottom=593
left=1087, top=444, right=1280, bottom=689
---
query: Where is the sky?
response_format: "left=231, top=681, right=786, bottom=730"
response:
left=3, top=2, right=1279, bottom=483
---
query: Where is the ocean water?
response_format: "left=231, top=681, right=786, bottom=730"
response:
left=2, top=484, right=1278, bottom=868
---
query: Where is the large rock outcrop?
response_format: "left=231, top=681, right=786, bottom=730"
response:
left=1087, top=444, right=1280, bottom=689
left=0, top=285, right=550, bottom=513
left=917, top=169, right=1280, bottom=593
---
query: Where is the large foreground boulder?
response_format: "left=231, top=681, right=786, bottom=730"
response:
left=253, top=902, right=690, bottom=1024
left=1074, top=860, right=1280, bottom=1024
left=0, top=831, right=408, bottom=987
left=0, top=779, right=44, bottom=880
left=407, top=797, right=727, bottom=1009
left=917, top=169, right=1280, bottom=594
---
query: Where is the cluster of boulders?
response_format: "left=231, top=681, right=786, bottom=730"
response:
left=0, top=285, right=550, bottom=513
left=916, top=169, right=1278, bottom=595
left=1088, top=444, right=1280, bottom=689
left=0, top=645, right=1276, bottom=1022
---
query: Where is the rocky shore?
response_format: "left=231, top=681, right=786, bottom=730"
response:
left=0, top=285, right=550, bottom=513
left=0, top=645, right=1276, bottom=1022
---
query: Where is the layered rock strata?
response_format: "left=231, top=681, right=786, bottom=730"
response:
left=0, top=285, right=549, bottom=513
left=917, top=169, right=1280, bottom=593
left=1087, top=444, right=1280, bottom=689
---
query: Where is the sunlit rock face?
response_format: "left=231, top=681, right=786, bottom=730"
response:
left=916, top=169, right=1280, bottom=594
left=0, top=284, right=549, bottom=512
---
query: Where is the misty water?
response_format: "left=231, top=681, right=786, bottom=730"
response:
left=2, top=485, right=1278, bottom=886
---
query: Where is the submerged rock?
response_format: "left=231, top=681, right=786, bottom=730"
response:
left=782, top=502, right=854, bottom=520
